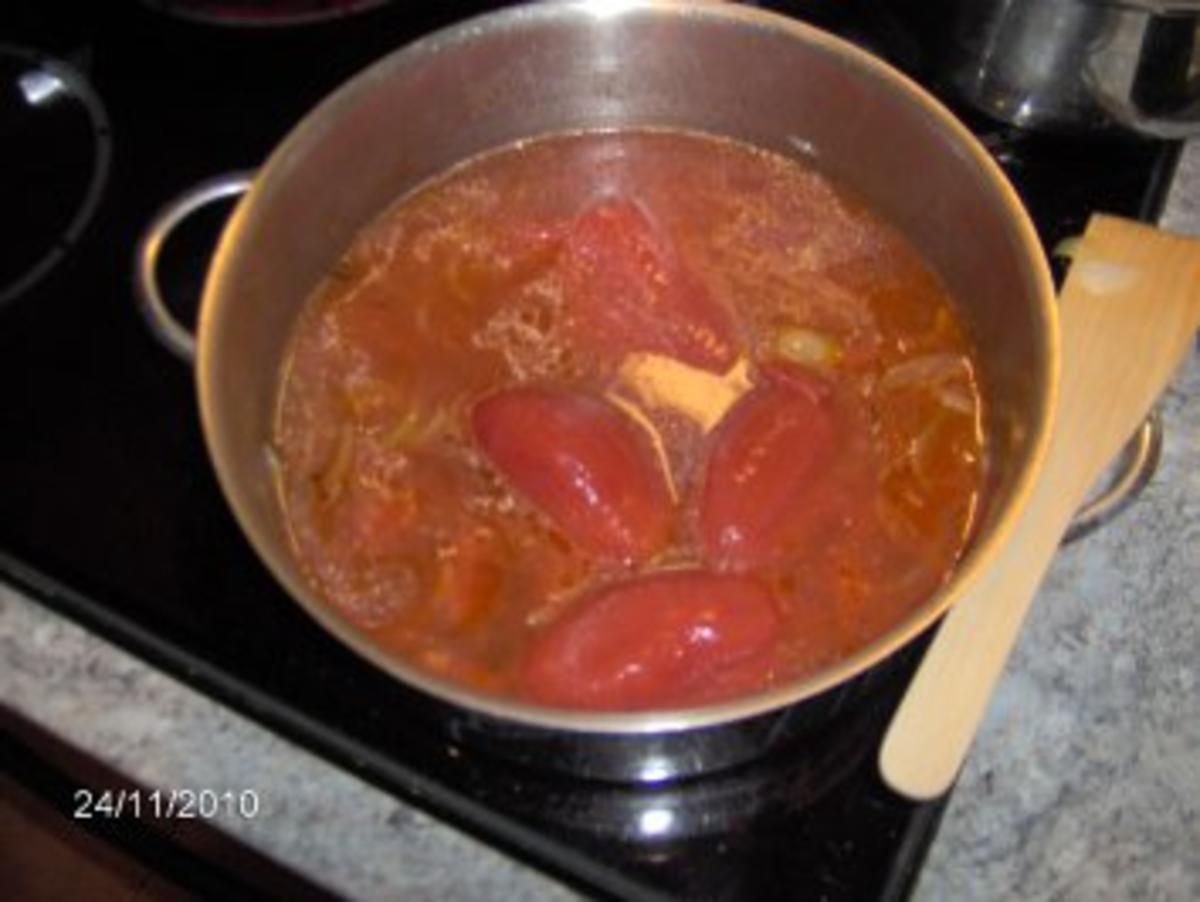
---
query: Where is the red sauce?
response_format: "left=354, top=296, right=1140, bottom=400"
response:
left=274, top=130, right=985, bottom=710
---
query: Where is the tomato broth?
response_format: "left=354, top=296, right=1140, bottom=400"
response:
left=274, top=130, right=986, bottom=711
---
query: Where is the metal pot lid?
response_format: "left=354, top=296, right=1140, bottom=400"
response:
left=139, top=0, right=392, bottom=27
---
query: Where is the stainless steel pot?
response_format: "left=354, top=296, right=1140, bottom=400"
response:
left=930, top=0, right=1200, bottom=137
left=138, top=1, right=1060, bottom=781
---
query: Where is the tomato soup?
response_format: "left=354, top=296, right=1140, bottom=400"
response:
left=274, top=130, right=985, bottom=711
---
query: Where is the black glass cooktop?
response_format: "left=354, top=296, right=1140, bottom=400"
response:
left=0, top=2, right=1180, bottom=899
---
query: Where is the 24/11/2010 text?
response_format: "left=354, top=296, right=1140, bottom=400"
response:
left=72, top=788, right=260, bottom=820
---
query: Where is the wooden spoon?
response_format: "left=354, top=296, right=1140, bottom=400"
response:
left=879, top=214, right=1200, bottom=801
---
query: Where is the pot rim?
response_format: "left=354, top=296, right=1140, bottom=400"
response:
left=197, top=0, right=1059, bottom=736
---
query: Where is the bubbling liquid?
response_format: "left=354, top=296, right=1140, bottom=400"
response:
left=274, top=130, right=986, bottom=708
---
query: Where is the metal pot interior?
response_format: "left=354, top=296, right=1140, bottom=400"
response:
left=197, top=1, right=1056, bottom=737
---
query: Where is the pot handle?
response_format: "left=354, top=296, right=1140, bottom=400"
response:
left=134, top=171, right=255, bottom=363
left=1087, top=12, right=1200, bottom=140
left=1063, top=409, right=1163, bottom=542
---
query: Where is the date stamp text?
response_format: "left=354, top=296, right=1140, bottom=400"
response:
left=72, top=788, right=261, bottom=821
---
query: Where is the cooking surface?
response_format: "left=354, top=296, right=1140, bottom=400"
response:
left=0, top=2, right=1180, bottom=899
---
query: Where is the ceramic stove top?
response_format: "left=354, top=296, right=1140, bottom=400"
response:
left=0, top=2, right=1180, bottom=898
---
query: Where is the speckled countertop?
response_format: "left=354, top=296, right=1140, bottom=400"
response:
left=3, top=141, right=1198, bottom=900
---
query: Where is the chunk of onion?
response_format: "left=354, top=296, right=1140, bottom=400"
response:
left=773, top=326, right=843, bottom=369
left=936, top=384, right=975, bottom=415
left=316, top=424, right=355, bottom=505
left=878, top=353, right=971, bottom=394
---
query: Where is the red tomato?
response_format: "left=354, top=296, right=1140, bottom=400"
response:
left=561, top=198, right=737, bottom=372
left=520, top=571, right=781, bottom=710
left=700, top=371, right=838, bottom=570
left=472, top=387, right=674, bottom=563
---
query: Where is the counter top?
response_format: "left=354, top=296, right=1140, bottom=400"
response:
left=3, top=141, right=1198, bottom=900
left=916, top=139, right=1200, bottom=901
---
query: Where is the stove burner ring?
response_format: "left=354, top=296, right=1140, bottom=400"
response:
left=141, top=0, right=391, bottom=27
left=0, top=46, right=111, bottom=306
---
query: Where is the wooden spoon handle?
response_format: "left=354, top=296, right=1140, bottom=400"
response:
left=879, top=215, right=1200, bottom=801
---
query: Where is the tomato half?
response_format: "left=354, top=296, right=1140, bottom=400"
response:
left=520, top=570, right=781, bottom=710
left=700, top=370, right=838, bottom=570
left=561, top=198, right=738, bottom=372
left=472, top=387, right=674, bottom=563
